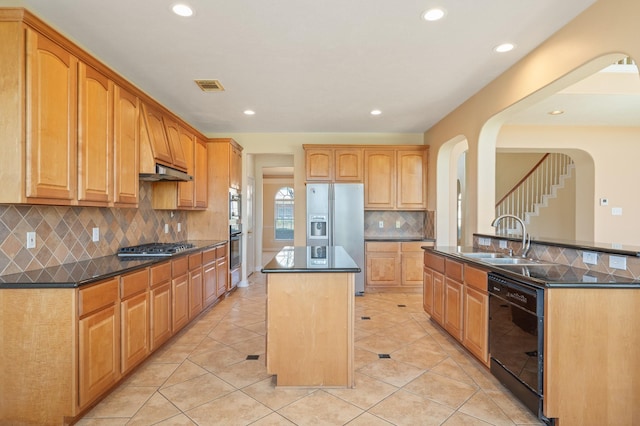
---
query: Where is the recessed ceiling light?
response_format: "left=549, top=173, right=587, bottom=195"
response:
left=172, top=4, right=193, bottom=17
left=422, top=8, right=446, bottom=21
left=494, top=43, right=515, bottom=53
left=370, top=109, right=382, bottom=116
left=244, top=110, right=256, bottom=116
left=548, top=110, right=564, bottom=115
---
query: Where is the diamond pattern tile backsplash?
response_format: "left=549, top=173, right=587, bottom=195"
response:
left=365, top=211, right=434, bottom=239
left=0, top=183, right=188, bottom=276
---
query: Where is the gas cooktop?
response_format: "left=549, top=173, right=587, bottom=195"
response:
left=118, top=242, right=195, bottom=258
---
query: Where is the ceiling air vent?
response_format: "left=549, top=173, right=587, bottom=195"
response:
left=194, top=79, right=225, bottom=92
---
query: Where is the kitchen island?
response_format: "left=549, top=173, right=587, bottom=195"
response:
left=261, top=246, right=360, bottom=388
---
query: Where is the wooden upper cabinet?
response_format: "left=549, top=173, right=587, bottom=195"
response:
left=113, top=85, right=139, bottom=206
left=364, top=150, right=395, bottom=209
left=140, top=103, right=173, bottom=166
left=335, top=149, right=363, bottom=182
left=177, top=127, right=195, bottom=208
left=77, top=63, right=113, bottom=205
left=397, top=149, right=427, bottom=209
left=230, top=144, right=242, bottom=190
left=305, top=148, right=334, bottom=181
left=25, top=27, right=78, bottom=203
left=304, top=147, right=363, bottom=182
left=194, top=138, right=208, bottom=208
left=163, top=117, right=188, bottom=171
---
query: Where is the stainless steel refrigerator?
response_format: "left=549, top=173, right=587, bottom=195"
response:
left=306, top=183, right=364, bottom=294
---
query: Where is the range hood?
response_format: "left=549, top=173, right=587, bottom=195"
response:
left=139, top=164, right=193, bottom=182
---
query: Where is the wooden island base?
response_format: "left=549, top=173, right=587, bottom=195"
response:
left=265, top=272, right=355, bottom=388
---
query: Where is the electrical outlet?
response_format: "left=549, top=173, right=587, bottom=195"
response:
left=583, top=251, right=598, bottom=265
left=177, top=222, right=182, bottom=232
left=164, top=224, right=169, bottom=234
left=609, top=255, right=627, bottom=270
left=378, top=221, right=384, bottom=229
left=395, top=220, right=401, bottom=229
left=26, top=232, right=36, bottom=249
left=92, top=227, right=99, bottom=242
left=478, top=237, right=491, bottom=246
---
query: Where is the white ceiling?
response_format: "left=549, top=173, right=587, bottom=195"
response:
left=3, top=0, right=604, bottom=134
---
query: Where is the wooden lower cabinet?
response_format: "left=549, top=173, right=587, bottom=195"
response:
left=366, top=241, right=431, bottom=292
left=78, top=278, right=120, bottom=409
left=172, top=257, right=190, bottom=333
left=120, top=269, right=150, bottom=374
left=423, top=250, right=489, bottom=365
left=444, top=277, right=463, bottom=341
left=188, top=252, right=203, bottom=318
left=150, top=262, right=172, bottom=351
left=216, top=244, right=229, bottom=298
left=203, top=248, right=218, bottom=307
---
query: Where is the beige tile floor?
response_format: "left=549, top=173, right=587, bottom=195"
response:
left=78, top=272, right=543, bottom=426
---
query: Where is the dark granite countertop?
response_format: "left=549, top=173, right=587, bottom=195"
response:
left=262, top=246, right=360, bottom=273
left=365, top=237, right=435, bottom=242
left=425, top=246, right=640, bottom=289
left=0, top=240, right=227, bottom=289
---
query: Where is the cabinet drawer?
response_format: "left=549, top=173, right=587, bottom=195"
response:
left=445, top=259, right=463, bottom=282
left=424, top=251, right=445, bottom=273
left=401, top=241, right=426, bottom=252
left=188, top=252, right=202, bottom=270
left=366, top=242, right=400, bottom=252
left=464, top=265, right=488, bottom=291
left=121, top=268, right=149, bottom=299
left=78, top=277, right=119, bottom=317
left=150, top=261, right=171, bottom=288
left=216, top=245, right=227, bottom=259
left=202, top=248, right=216, bottom=264
left=172, top=256, right=188, bottom=277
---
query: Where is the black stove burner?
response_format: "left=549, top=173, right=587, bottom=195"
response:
left=118, top=242, right=195, bottom=257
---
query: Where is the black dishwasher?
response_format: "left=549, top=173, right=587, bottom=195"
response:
left=488, top=272, right=552, bottom=424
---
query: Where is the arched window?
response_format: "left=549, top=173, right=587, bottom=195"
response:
left=275, top=187, right=294, bottom=240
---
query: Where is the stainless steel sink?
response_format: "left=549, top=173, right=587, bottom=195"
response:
left=482, top=257, right=551, bottom=266
left=459, top=252, right=506, bottom=259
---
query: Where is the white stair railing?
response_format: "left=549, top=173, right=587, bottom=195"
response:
left=495, top=153, right=574, bottom=234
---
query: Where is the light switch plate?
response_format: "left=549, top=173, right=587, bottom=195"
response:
left=499, top=240, right=508, bottom=249
left=609, top=255, right=627, bottom=270
left=164, top=224, right=169, bottom=234
left=583, top=251, right=598, bottom=265
left=92, top=227, right=99, bottom=242
left=478, top=237, right=491, bottom=246
left=177, top=223, right=182, bottom=232
left=612, top=207, right=623, bottom=216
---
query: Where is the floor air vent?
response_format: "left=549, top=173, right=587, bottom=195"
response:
left=194, top=79, right=225, bottom=92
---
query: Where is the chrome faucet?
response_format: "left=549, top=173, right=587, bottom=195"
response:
left=491, top=214, right=531, bottom=258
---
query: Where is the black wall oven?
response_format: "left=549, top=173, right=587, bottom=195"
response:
left=488, top=273, right=553, bottom=424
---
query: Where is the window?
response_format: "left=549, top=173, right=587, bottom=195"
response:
left=275, top=187, right=294, bottom=240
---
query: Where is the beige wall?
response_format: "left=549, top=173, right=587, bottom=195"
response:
left=495, top=153, right=546, bottom=201
left=527, top=170, right=576, bottom=240
left=424, top=0, right=640, bottom=246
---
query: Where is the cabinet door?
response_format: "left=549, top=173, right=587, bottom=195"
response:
left=141, top=103, right=173, bottom=165
left=203, top=260, right=217, bottom=307
left=177, top=127, right=195, bottom=208
left=230, top=144, right=242, bottom=190
left=396, top=149, right=427, bottom=209
left=121, top=291, right=150, bottom=374
left=25, top=28, right=77, bottom=202
left=423, top=267, right=433, bottom=315
left=305, top=148, right=333, bottom=181
left=216, top=255, right=228, bottom=298
left=172, top=273, right=189, bottom=332
left=113, top=85, right=139, bottom=206
left=444, top=278, right=464, bottom=341
left=77, top=63, right=112, bottom=205
left=463, top=286, right=489, bottom=365
left=401, top=251, right=424, bottom=287
left=364, top=150, right=395, bottom=209
left=194, top=138, right=208, bottom=208
left=432, top=271, right=445, bottom=324
left=189, top=266, right=203, bottom=318
left=150, top=281, right=172, bottom=351
left=335, top=149, right=363, bottom=182
left=163, top=117, right=188, bottom=171
left=366, top=252, right=401, bottom=287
